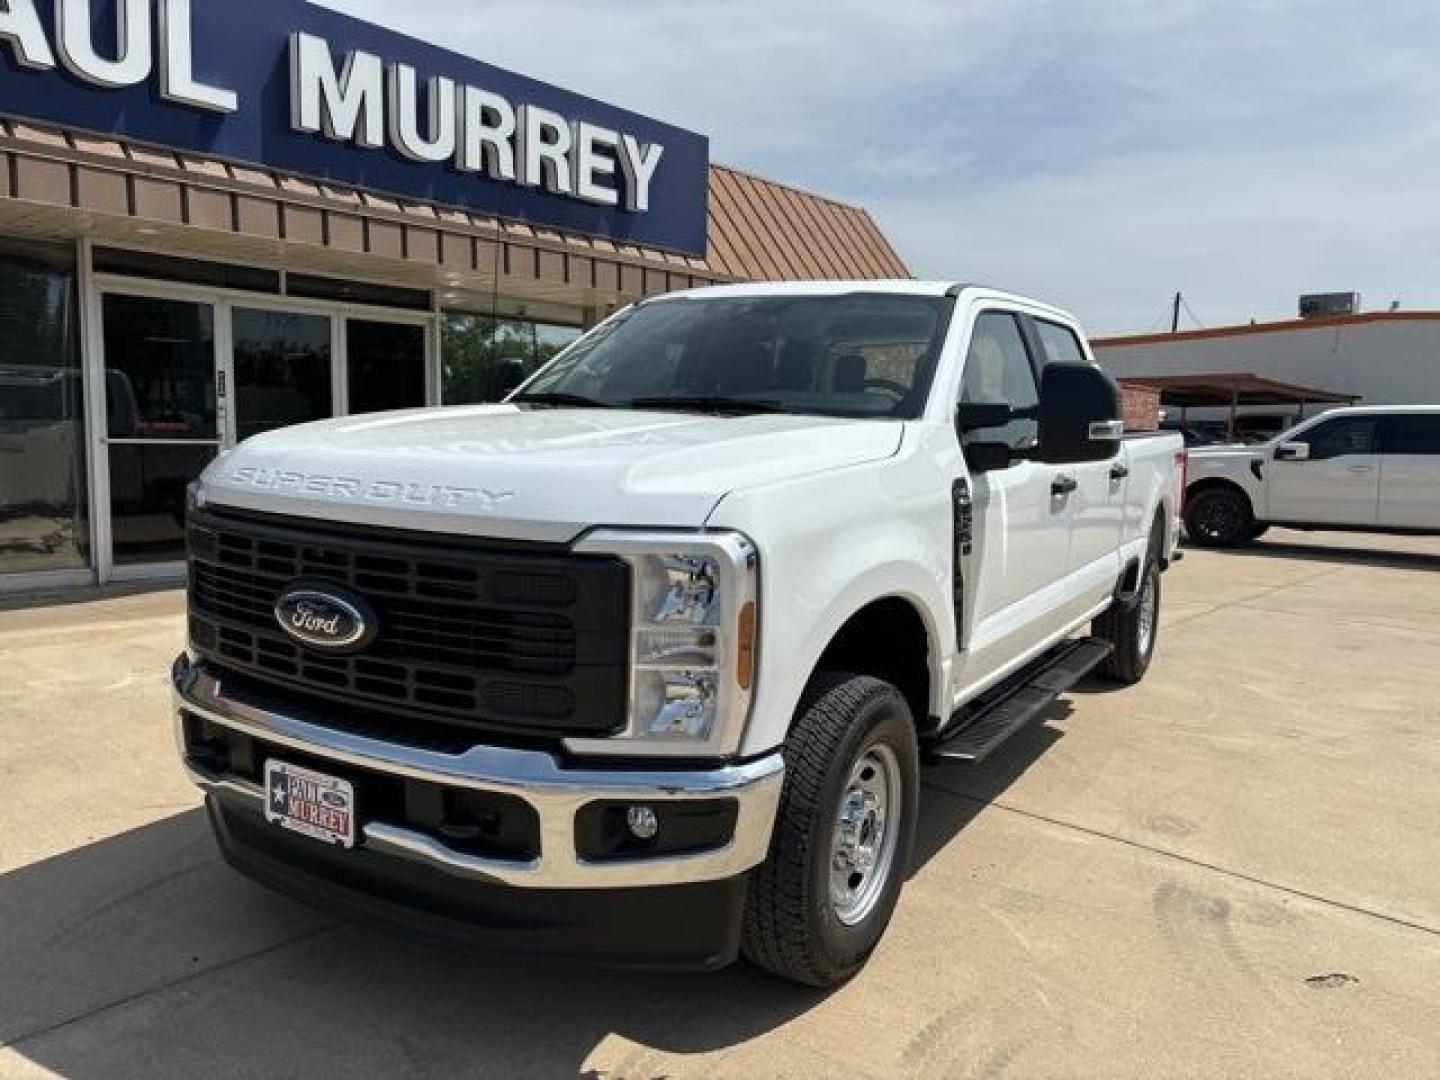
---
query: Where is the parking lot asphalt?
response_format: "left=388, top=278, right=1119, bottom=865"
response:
left=2, top=530, right=1439, bottom=1079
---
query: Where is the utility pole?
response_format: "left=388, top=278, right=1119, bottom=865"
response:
left=1171, top=292, right=1182, bottom=333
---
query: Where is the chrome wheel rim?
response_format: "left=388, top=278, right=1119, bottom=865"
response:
left=830, top=742, right=901, bottom=926
left=1137, top=566, right=1158, bottom=657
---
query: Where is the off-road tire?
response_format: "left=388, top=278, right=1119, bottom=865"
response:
left=1183, top=487, right=1254, bottom=548
left=741, top=673, right=919, bottom=987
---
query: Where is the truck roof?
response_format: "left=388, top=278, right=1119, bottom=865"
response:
left=1311, top=405, right=1440, bottom=416
left=655, top=280, right=1077, bottom=322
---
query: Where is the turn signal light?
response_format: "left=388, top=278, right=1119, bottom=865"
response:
left=736, top=601, right=757, bottom=690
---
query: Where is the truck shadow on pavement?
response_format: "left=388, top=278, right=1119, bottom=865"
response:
left=1198, top=537, right=1440, bottom=573
left=1, top=711, right=1069, bottom=1078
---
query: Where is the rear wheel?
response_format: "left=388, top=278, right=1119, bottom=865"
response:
left=1184, top=487, right=1254, bottom=548
left=1094, top=549, right=1162, bottom=685
left=742, top=673, right=919, bottom=987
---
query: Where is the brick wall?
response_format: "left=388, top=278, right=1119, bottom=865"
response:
left=1120, top=382, right=1162, bottom=431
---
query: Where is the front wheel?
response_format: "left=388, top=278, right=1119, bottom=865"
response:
left=742, top=673, right=919, bottom=987
left=1184, top=487, right=1254, bottom=547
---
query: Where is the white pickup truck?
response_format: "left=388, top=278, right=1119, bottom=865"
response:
left=1184, top=406, right=1440, bottom=547
left=174, top=282, right=1183, bottom=986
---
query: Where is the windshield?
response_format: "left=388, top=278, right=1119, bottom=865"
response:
left=514, top=292, right=954, bottom=419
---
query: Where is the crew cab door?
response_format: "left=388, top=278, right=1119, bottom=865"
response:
left=954, top=310, right=1073, bottom=679
left=1267, top=415, right=1380, bottom=525
left=1377, top=413, right=1440, bottom=528
left=1027, top=316, right=1125, bottom=587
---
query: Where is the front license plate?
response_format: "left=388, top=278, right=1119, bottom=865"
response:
left=264, top=759, right=356, bottom=849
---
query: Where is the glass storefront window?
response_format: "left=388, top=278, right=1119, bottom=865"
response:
left=441, top=315, right=582, bottom=405
left=0, top=238, right=88, bottom=574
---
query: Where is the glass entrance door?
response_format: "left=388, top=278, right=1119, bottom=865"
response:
left=94, top=292, right=433, bottom=577
left=346, top=319, right=427, bottom=414
left=101, top=294, right=219, bottom=568
left=232, top=308, right=333, bottom=441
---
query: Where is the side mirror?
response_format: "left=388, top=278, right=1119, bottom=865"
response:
left=1037, top=363, right=1123, bottom=465
left=1275, top=442, right=1310, bottom=462
left=955, top=401, right=1013, bottom=432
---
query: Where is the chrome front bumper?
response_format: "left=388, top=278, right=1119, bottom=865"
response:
left=172, top=656, right=784, bottom=889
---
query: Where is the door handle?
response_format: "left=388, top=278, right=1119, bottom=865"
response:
left=1109, top=463, right=1130, bottom=481
left=1051, top=475, right=1078, bottom=496
left=1345, top=464, right=1374, bottom=474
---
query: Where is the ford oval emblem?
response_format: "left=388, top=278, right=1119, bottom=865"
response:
left=274, top=584, right=376, bottom=652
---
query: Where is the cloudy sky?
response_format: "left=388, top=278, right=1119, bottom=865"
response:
left=318, top=0, right=1438, bottom=335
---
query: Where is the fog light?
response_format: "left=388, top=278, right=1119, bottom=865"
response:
left=626, top=805, right=659, bottom=841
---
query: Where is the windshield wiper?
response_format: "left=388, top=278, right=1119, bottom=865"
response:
left=511, top=391, right=613, bottom=409
left=628, top=395, right=789, bottom=416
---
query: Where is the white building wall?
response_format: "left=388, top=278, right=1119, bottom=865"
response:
left=1093, top=317, right=1440, bottom=421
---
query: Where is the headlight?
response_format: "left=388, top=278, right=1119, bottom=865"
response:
left=570, top=530, right=758, bottom=757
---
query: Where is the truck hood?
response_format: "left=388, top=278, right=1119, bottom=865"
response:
left=202, top=405, right=905, bottom=543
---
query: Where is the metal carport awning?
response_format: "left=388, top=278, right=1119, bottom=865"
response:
left=1120, top=373, right=1360, bottom=437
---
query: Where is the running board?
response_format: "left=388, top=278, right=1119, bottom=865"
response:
left=931, top=638, right=1114, bottom=763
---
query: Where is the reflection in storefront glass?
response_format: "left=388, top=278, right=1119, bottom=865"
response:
left=441, top=315, right=582, bottom=405
left=109, top=443, right=216, bottom=566
left=102, top=295, right=216, bottom=440
left=0, top=238, right=88, bottom=575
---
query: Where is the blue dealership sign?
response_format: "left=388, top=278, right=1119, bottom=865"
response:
left=0, top=0, right=710, bottom=255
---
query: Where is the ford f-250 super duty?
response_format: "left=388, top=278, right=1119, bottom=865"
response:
left=1183, top=405, right=1440, bottom=547
left=174, top=282, right=1184, bottom=986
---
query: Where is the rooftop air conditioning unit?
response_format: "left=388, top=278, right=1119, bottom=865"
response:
left=1299, top=292, right=1360, bottom=319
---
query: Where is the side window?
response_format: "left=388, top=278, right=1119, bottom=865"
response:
left=1304, top=418, right=1377, bottom=460
left=1380, top=415, right=1440, bottom=455
left=960, top=311, right=1039, bottom=451
left=1034, top=319, right=1089, bottom=366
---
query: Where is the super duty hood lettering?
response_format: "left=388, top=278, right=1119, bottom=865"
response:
left=230, top=467, right=517, bottom=511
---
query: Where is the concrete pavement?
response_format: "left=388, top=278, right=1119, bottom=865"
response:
left=2, top=530, right=1439, bottom=1078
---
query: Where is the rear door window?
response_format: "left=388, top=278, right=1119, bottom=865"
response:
left=1380, top=414, right=1440, bottom=455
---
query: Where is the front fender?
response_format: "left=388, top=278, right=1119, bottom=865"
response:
left=1186, top=454, right=1266, bottom=514
left=706, top=444, right=954, bottom=758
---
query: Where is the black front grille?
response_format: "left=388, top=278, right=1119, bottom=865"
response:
left=187, top=507, right=630, bottom=738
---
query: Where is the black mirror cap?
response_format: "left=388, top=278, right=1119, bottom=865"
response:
left=955, top=401, right=1014, bottom=433
left=1038, top=363, right=1122, bottom=465
left=964, top=440, right=1015, bottom=473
